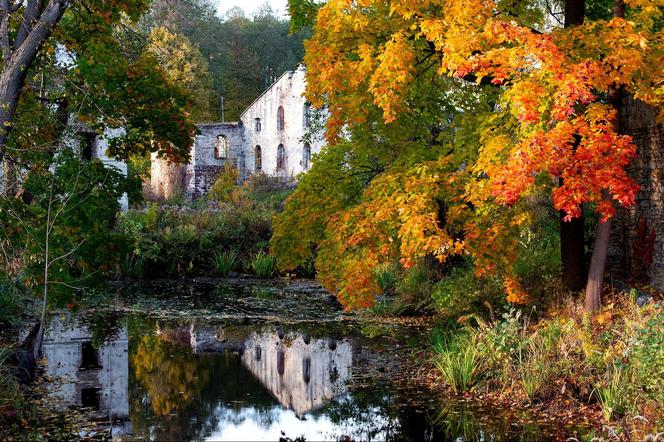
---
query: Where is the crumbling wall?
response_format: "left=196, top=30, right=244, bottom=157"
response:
left=186, top=122, right=245, bottom=199
left=609, top=98, right=664, bottom=289
left=148, top=156, right=186, bottom=201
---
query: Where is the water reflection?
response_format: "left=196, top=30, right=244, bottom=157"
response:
left=42, top=315, right=582, bottom=441
left=42, top=316, right=131, bottom=436
left=241, top=332, right=352, bottom=416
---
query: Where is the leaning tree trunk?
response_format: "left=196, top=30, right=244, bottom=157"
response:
left=559, top=0, right=587, bottom=292
left=583, top=0, right=626, bottom=312
left=0, top=0, right=70, bottom=195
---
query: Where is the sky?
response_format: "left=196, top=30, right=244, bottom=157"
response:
left=215, top=0, right=289, bottom=17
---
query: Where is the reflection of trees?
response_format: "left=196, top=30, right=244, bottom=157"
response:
left=132, top=335, right=209, bottom=417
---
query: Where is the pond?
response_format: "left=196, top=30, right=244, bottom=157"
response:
left=38, top=280, right=585, bottom=441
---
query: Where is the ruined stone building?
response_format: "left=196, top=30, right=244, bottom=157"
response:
left=150, top=65, right=325, bottom=199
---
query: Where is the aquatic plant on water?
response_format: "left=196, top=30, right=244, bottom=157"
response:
left=213, top=250, right=238, bottom=276
left=250, top=251, right=276, bottom=278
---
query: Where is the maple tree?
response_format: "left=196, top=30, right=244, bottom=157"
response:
left=276, top=0, right=663, bottom=310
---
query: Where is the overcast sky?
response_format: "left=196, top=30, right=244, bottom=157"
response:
left=215, top=0, right=289, bottom=17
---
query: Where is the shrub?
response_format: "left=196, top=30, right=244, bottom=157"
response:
left=208, top=167, right=240, bottom=202
left=630, top=310, right=664, bottom=401
left=0, top=346, right=22, bottom=413
left=250, top=251, right=276, bottom=278
left=213, top=250, right=237, bottom=276
left=432, top=264, right=504, bottom=319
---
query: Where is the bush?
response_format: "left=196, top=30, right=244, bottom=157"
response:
left=250, top=251, right=276, bottom=278
left=432, top=264, right=504, bottom=319
left=213, top=250, right=237, bottom=276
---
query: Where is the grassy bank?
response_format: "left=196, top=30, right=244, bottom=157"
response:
left=430, top=294, right=664, bottom=440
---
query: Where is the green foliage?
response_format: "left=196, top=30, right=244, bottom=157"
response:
left=433, top=331, right=485, bottom=393
left=432, top=264, right=504, bottom=319
left=208, top=167, right=240, bottom=202
left=119, top=177, right=288, bottom=278
left=1, top=149, right=130, bottom=306
left=0, top=346, right=23, bottom=413
left=631, top=310, right=664, bottom=400
left=594, top=367, right=629, bottom=422
left=0, top=279, right=24, bottom=328
left=213, top=250, right=238, bottom=276
left=250, top=251, right=276, bottom=278
left=371, top=263, right=398, bottom=296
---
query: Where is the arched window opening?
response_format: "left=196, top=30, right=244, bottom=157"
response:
left=303, top=103, right=311, bottom=128
left=277, top=106, right=285, bottom=131
left=255, top=145, right=262, bottom=172
left=215, top=135, right=228, bottom=159
left=255, top=117, right=261, bottom=132
left=276, top=144, right=286, bottom=171
left=302, top=143, right=311, bottom=169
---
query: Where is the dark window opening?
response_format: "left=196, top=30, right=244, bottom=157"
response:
left=303, top=103, right=311, bottom=128
left=80, top=341, right=101, bottom=369
left=81, top=387, right=101, bottom=410
left=302, top=143, right=311, bottom=169
left=255, top=118, right=261, bottom=132
left=255, top=346, right=262, bottom=361
left=277, top=106, right=285, bottom=131
left=276, top=144, right=286, bottom=171
left=302, top=357, right=311, bottom=383
left=277, top=350, right=285, bottom=376
left=80, top=133, right=95, bottom=160
left=255, top=145, right=262, bottom=172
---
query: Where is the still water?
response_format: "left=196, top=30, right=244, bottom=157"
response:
left=40, top=281, right=583, bottom=441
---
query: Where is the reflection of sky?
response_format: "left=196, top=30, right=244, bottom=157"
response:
left=205, top=400, right=392, bottom=442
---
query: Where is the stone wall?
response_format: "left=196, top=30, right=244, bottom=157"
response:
left=185, top=122, right=246, bottom=199
left=240, top=66, right=325, bottom=177
left=608, top=98, right=664, bottom=289
left=149, top=156, right=186, bottom=201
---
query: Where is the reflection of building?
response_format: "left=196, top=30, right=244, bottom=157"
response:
left=241, top=332, right=352, bottom=416
left=42, top=317, right=130, bottom=435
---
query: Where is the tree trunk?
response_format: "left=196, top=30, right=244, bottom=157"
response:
left=584, top=218, right=611, bottom=311
left=559, top=0, right=587, bottom=292
left=0, top=0, right=70, bottom=195
left=583, top=0, right=625, bottom=312
left=561, top=214, right=586, bottom=290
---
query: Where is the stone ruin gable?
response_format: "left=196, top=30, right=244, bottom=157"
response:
left=185, top=122, right=247, bottom=199
left=240, top=66, right=325, bottom=177
left=608, top=97, right=664, bottom=289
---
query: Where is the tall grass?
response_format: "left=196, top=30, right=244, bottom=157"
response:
left=594, top=367, right=629, bottom=421
left=433, top=332, right=485, bottom=393
left=250, top=251, right=276, bottom=278
left=213, top=250, right=237, bottom=276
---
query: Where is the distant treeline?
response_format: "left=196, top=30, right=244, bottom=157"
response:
left=145, top=0, right=309, bottom=122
